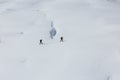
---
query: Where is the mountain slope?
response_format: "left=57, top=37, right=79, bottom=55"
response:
left=0, top=0, right=120, bottom=80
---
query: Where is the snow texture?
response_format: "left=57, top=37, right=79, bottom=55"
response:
left=50, top=21, right=57, bottom=39
left=0, top=0, right=120, bottom=80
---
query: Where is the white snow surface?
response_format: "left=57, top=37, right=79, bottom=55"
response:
left=0, top=0, right=120, bottom=80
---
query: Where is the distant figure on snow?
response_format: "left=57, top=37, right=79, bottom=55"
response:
left=107, top=76, right=112, bottom=80
left=39, top=39, right=43, bottom=45
left=60, top=36, right=64, bottom=42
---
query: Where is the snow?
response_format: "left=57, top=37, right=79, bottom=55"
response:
left=0, top=0, right=120, bottom=80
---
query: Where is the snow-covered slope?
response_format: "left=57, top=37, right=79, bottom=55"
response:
left=0, top=0, right=53, bottom=44
left=0, top=0, right=120, bottom=80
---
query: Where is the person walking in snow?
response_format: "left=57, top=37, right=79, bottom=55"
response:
left=39, top=39, right=43, bottom=45
left=60, top=36, right=64, bottom=42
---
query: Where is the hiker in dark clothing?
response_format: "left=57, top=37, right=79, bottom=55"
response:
left=40, top=39, right=43, bottom=44
left=60, top=36, right=63, bottom=42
